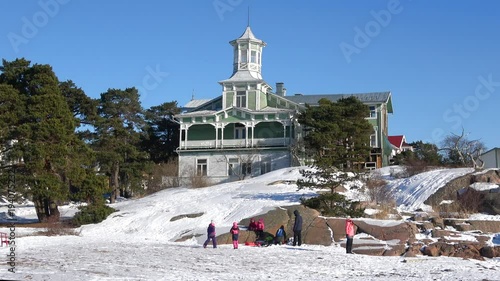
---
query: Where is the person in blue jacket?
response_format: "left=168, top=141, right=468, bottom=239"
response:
left=274, top=225, right=287, bottom=245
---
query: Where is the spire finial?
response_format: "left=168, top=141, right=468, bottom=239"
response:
left=247, top=6, right=250, bottom=27
left=191, top=89, right=194, bottom=100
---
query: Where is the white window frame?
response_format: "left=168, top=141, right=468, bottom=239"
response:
left=369, top=105, right=377, bottom=118
left=236, top=91, right=246, bottom=108
left=260, top=160, right=271, bottom=175
left=370, top=126, right=378, bottom=147
left=228, top=158, right=239, bottom=176
left=240, top=49, right=247, bottom=63
left=234, top=124, right=246, bottom=139
left=196, top=158, right=208, bottom=176
left=250, top=50, right=257, bottom=63
left=241, top=162, right=252, bottom=176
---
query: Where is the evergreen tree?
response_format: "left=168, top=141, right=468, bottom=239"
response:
left=296, top=97, right=371, bottom=217
left=298, top=97, right=372, bottom=171
left=0, top=58, right=87, bottom=222
left=91, top=87, right=149, bottom=202
left=59, top=80, right=98, bottom=126
left=142, top=101, right=180, bottom=163
left=393, top=141, right=442, bottom=166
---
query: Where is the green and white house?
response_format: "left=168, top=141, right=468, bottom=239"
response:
left=175, top=26, right=394, bottom=184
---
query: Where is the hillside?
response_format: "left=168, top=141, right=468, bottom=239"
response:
left=0, top=166, right=499, bottom=280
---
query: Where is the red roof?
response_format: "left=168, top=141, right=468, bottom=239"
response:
left=388, top=135, right=404, bottom=148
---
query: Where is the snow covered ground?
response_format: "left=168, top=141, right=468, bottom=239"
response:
left=0, top=167, right=499, bottom=280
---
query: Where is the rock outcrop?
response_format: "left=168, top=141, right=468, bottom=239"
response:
left=214, top=206, right=500, bottom=260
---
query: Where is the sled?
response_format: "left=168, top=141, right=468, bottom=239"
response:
left=244, top=240, right=272, bottom=247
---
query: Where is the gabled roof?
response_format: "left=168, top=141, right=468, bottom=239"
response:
left=283, top=92, right=393, bottom=113
left=183, top=99, right=212, bottom=109
left=388, top=135, right=405, bottom=149
left=481, top=147, right=500, bottom=155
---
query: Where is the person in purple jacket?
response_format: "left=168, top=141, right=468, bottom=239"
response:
left=203, top=220, right=217, bottom=248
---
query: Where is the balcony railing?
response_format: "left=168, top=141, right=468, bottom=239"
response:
left=178, top=138, right=291, bottom=150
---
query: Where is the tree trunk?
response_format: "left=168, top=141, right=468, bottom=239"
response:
left=33, top=196, right=61, bottom=223
left=110, top=162, right=120, bottom=203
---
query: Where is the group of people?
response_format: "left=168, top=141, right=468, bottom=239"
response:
left=203, top=210, right=355, bottom=253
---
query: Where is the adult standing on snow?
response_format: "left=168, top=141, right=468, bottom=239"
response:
left=203, top=220, right=217, bottom=248
left=345, top=216, right=355, bottom=254
left=292, top=210, right=302, bottom=246
left=229, top=222, right=240, bottom=249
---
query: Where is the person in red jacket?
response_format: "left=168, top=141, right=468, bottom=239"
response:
left=345, top=216, right=355, bottom=254
left=256, top=218, right=265, bottom=240
left=229, top=222, right=240, bottom=249
left=248, top=218, right=257, bottom=231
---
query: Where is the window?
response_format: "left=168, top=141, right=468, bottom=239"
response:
left=234, top=123, right=246, bottom=139
left=240, top=49, right=247, bottom=63
left=370, top=127, right=378, bottom=147
left=236, top=91, right=246, bottom=108
left=241, top=162, right=251, bottom=176
left=250, top=50, right=257, bottom=63
left=370, top=134, right=377, bottom=147
left=196, top=159, right=207, bottom=176
left=369, top=106, right=377, bottom=118
left=228, top=158, right=239, bottom=176
left=260, top=160, right=271, bottom=174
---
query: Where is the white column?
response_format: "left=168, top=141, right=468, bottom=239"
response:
left=251, top=122, right=255, bottom=147
left=221, top=124, right=225, bottom=148
left=283, top=122, right=286, bottom=146
left=179, top=126, right=183, bottom=150
left=215, top=124, right=219, bottom=149
left=245, top=124, right=249, bottom=147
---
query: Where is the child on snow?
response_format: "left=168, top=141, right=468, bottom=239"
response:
left=203, top=220, right=217, bottom=248
left=229, top=222, right=240, bottom=249
left=256, top=218, right=265, bottom=240
left=274, top=225, right=287, bottom=245
left=248, top=218, right=257, bottom=231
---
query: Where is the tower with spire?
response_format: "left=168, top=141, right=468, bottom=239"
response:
left=219, top=25, right=272, bottom=110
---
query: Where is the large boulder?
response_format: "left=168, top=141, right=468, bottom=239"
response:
left=422, top=242, right=484, bottom=260
left=444, top=219, right=500, bottom=233
left=480, top=246, right=500, bottom=258
left=325, top=218, right=418, bottom=256
left=472, top=169, right=500, bottom=184
left=219, top=205, right=329, bottom=246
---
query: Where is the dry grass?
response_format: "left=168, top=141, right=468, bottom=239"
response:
left=29, top=220, right=81, bottom=236
left=190, top=175, right=212, bottom=188
left=365, top=177, right=392, bottom=205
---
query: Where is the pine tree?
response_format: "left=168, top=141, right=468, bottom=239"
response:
left=296, top=97, right=371, bottom=217
left=91, top=87, right=149, bottom=202
left=141, top=101, right=180, bottom=163
left=0, top=58, right=86, bottom=222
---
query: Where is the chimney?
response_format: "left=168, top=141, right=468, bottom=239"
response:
left=276, top=82, right=286, bottom=96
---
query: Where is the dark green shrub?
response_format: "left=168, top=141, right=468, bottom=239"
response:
left=72, top=203, right=115, bottom=226
left=301, top=193, right=364, bottom=217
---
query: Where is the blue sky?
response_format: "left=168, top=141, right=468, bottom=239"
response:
left=1, top=0, right=499, bottom=150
